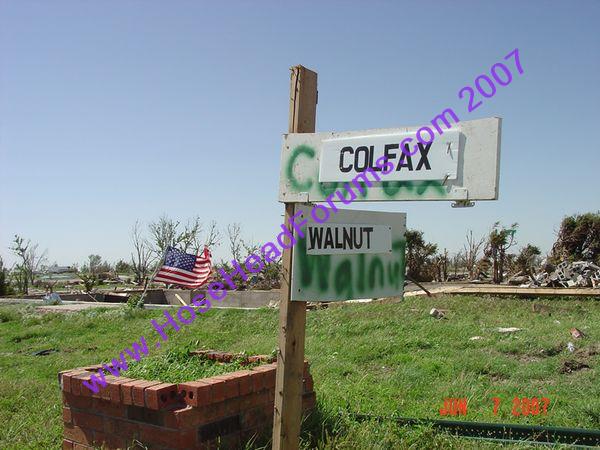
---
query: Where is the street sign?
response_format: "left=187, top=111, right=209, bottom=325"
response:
left=279, top=117, right=501, bottom=203
left=319, top=129, right=460, bottom=182
left=305, top=223, right=391, bottom=255
left=291, top=205, right=406, bottom=301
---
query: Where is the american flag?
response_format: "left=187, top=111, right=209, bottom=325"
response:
left=152, top=246, right=212, bottom=288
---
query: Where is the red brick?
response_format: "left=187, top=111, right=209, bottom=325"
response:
left=139, top=423, right=197, bottom=449
left=108, top=377, right=134, bottom=403
left=207, top=377, right=229, bottom=403
left=61, top=369, right=88, bottom=394
left=179, top=380, right=211, bottom=407
left=162, top=405, right=214, bottom=429
left=63, top=407, right=72, bottom=424
left=303, top=360, right=310, bottom=377
left=132, top=380, right=162, bottom=407
left=239, top=390, right=268, bottom=410
left=62, top=392, right=93, bottom=410
left=71, top=410, right=104, bottom=431
left=250, top=370, right=265, bottom=392
left=62, top=439, right=74, bottom=449
left=302, top=392, right=316, bottom=410
left=68, top=373, right=86, bottom=396
left=121, top=380, right=145, bottom=405
left=91, top=398, right=127, bottom=418
left=252, top=363, right=277, bottom=388
left=103, top=417, right=140, bottom=439
left=264, top=372, right=276, bottom=388
left=241, top=406, right=268, bottom=429
left=97, top=374, right=118, bottom=401
left=63, top=424, right=93, bottom=445
left=72, top=372, right=105, bottom=398
left=211, top=351, right=231, bottom=362
left=145, top=382, right=178, bottom=410
left=213, top=373, right=240, bottom=400
left=223, top=396, right=242, bottom=416
left=236, top=370, right=254, bottom=396
left=303, top=376, right=314, bottom=393
left=251, top=369, right=273, bottom=392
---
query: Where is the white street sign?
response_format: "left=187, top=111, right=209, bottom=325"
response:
left=279, top=117, right=501, bottom=203
left=306, top=224, right=392, bottom=255
left=319, top=130, right=459, bottom=182
left=291, top=205, right=406, bottom=301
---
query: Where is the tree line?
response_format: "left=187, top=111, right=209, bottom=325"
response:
left=405, top=211, right=599, bottom=283
left=0, top=215, right=280, bottom=295
left=1, top=211, right=598, bottom=295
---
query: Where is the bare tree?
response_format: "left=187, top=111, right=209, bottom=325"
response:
left=464, top=230, right=485, bottom=280
left=148, top=215, right=205, bottom=256
left=10, top=235, right=47, bottom=294
left=219, top=223, right=281, bottom=290
left=451, top=250, right=465, bottom=278
left=204, top=220, right=222, bottom=249
left=227, top=223, right=244, bottom=262
left=131, top=221, right=153, bottom=286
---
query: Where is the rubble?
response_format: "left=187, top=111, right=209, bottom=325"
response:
left=510, top=260, right=600, bottom=288
left=570, top=328, right=585, bottom=339
left=429, top=308, right=446, bottom=319
left=42, top=293, right=63, bottom=305
left=497, top=327, right=522, bottom=333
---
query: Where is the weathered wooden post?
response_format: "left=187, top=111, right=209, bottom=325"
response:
left=272, top=65, right=317, bottom=450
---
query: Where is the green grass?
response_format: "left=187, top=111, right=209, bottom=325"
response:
left=0, top=295, right=598, bottom=449
left=125, top=348, right=261, bottom=383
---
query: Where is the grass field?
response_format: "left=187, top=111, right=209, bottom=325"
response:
left=0, top=294, right=598, bottom=449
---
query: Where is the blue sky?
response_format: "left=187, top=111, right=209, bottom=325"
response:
left=1, top=1, right=599, bottom=267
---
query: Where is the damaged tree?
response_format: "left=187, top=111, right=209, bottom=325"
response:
left=10, top=235, right=47, bottom=294
left=464, top=230, right=485, bottom=280
left=405, top=229, right=438, bottom=282
left=484, top=222, right=518, bottom=284
left=551, top=212, right=600, bottom=265
left=514, top=244, right=541, bottom=276
left=131, top=221, right=153, bottom=286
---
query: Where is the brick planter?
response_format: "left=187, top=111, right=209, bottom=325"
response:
left=59, top=351, right=316, bottom=449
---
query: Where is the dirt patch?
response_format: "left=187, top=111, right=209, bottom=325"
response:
left=516, top=354, right=543, bottom=363
left=559, top=359, right=590, bottom=374
left=575, top=344, right=600, bottom=358
left=539, top=343, right=565, bottom=357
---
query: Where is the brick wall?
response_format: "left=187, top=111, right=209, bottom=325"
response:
left=59, top=351, right=316, bottom=449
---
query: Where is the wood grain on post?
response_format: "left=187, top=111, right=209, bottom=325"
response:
left=272, top=65, right=317, bottom=450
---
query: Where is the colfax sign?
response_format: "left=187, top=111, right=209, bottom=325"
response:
left=319, top=130, right=459, bottom=182
left=279, top=117, right=502, bottom=203
left=291, top=205, right=406, bottom=301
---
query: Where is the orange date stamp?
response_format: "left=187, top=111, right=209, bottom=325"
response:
left=439, top=397, right=551, bottom=417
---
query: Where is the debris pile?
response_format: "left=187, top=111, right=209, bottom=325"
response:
left=533, top=261, right=600, bottom=288
left=510, top=260, right=600, bottom=288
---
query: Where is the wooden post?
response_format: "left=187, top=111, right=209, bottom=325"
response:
left=272, top=65, right=317, bottom=450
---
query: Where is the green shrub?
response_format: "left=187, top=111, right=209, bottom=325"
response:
left=126, top=293, right=145, bottom=309
left=0, top=308, right=19, bottom=323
